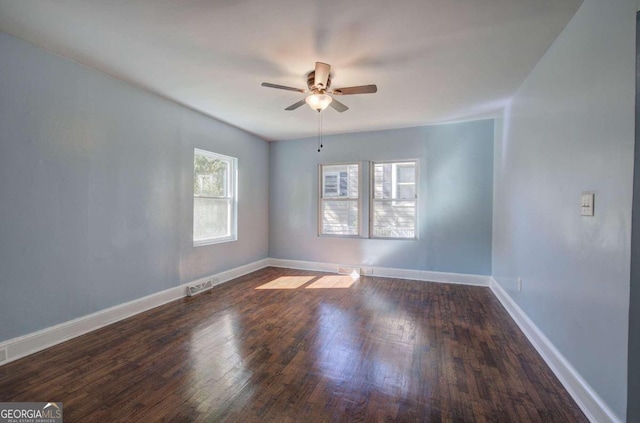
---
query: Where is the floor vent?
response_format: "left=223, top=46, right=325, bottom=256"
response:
left=0, top=348, right=7, bottom=364
left=187, top=279, right=215, bottom=297
left=337, top=266, right=362, bottom=276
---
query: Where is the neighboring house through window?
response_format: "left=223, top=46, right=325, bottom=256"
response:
left=193, top=148, right=237, bottom=246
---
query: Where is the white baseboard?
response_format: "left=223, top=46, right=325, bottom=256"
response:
left=268, top=258, right=490, bottom=286
left=489, top=278, right=621, bottom=423
left=0, top=258, right=270, bottom=367
left=215, top=258, right=270, bottom=284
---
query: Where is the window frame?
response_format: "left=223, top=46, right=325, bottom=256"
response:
left=193, top=148, right=238, bottom=247
left=370, top=159, right=419, bottom=240
left=318, top=162, right=361, bottom=238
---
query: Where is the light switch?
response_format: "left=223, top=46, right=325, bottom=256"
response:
left=581, top=193, right=594, bottom=216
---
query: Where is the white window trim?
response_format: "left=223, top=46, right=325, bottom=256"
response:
left=318, top=162, right=361, bottom=237
left=193, top=148, right=238, bottom=247
left=370, top=159, right=419, bottom=240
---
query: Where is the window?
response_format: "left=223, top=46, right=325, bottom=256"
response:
left=193, top=149, right=237, bottom=246
left=371, top=160, right=417, bottom=239
left=319, top=163, right=360, bottom=236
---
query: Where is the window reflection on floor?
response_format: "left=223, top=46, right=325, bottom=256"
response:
left=306, top=275, right=357, bottom=289
left=256, top=274, right=360, bottom=290
left=255, top=276, right=315, bottom=289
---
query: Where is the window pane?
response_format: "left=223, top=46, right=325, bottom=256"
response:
left=396, top=164, right=415, bottom=183
left=373, top=163, right=393, bottom=199
left=193, top=197, right=231, bottom=241
left=322, top=200, right=358, bottom=235
left=339, top=171, right=348, bottom=196
left=194, top=154, right=228, bottom=197
left=372, top=200, right=416, bottom=238
left=347, top=165, right=358, bottom=198
left=397, top=184, right=415, bottom=199
left=323, top=173, right=339, bottom=197
left=322, top=164, right=358, bottom=199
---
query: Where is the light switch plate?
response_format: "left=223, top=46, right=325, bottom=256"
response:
left=581, top=193, right=594, bottom=216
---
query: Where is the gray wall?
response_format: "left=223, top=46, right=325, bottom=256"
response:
left=492, top=0, right=635, bottom=419
left=0, top=32, right=269, bottom=342
left=628, top=10, right=640, bottom=423
left=269, top=121, right=494, bottom=275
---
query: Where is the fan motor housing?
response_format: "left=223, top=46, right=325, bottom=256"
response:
left=307, top=70, right=331, bottom=92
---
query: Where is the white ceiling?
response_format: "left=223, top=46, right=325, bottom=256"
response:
left=0, top=0, right=582, bottom=141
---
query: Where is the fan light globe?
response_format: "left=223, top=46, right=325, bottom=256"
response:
left=305, top=93, right=332, bottom=112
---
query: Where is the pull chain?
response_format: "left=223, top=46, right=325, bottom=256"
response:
left=316, top=110, right=325, bottom=152
left=320, top=112, right=323, bottom=149
left=317, top=110, right=322, bottom=152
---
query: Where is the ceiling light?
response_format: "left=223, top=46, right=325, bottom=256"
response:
left=305, top=93, right=332, bottom=112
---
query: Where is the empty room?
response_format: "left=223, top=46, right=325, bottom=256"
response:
left=0, top=0, right=638, bottom=422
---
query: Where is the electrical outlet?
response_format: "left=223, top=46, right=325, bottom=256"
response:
left=0, top=348, right=7, bottom=363
left=517, top=278, right=523, bottom=292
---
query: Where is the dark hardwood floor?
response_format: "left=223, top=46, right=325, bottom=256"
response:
left=0, top=267, right=586, bottom=422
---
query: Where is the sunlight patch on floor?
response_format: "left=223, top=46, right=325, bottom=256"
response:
left=255, top=276, right=315, bottom=290
left=306, top=275, right=357, bottom=289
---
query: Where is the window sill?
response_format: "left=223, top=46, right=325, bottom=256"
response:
left=194, top=236, right=237, bottom=247
left=318, top=234, right=363, bottom=239
left=370, top=236, right=419, bottom=241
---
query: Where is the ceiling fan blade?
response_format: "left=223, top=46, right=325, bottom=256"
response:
left=329, top=97, right=349, bottom=113
left=261, top=82, right=305, bottom=93
left=332, top=84, right=377, bottom=95
left=285, top=99, right=306, bottom=111
left=314, top=62, right=331, bottom=89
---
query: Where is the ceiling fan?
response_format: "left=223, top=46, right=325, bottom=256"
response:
left=261, top=62, right=377, bottom=113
